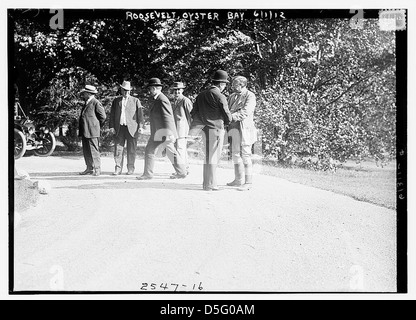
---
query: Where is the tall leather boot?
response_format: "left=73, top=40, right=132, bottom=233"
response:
left=238, top=164, right=253, bottom=191
left=227, top=163, right=244, bottom=187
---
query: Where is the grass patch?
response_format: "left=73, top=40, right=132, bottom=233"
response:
left=222, top=159, right=396, bottom=210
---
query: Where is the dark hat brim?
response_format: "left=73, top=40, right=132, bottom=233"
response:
left=146, top=83, right=163, bottom=87
left=212, top=79, right=229, bottom=83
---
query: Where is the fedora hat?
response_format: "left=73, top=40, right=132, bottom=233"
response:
left=80, top=85, right=98, bottom=94
left=146, top=78, right=163, bottom=87
left=171, top=82, right=186, bottom=90
left=212, top=70, right=229, bottom=83
left=120, top=80, right=132, bottom=91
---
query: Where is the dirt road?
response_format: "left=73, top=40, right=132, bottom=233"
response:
left=12, top=154, right=397, bottom=293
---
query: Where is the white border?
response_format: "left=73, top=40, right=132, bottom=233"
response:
left=1, top=0, right=415, bottom=301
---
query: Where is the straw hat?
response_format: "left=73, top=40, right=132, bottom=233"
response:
left=171, top=81, right=186, bottom=89
left=120, top=80, right=132, bottom=91
left=80, top=85, right=98, bottom=94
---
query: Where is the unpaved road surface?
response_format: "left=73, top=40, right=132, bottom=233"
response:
left=12, top=155, right=397, bottom=292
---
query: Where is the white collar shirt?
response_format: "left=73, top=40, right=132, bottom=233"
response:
left=120, top=95, right=129, bottom=125
left=86, top=95, right=94, bottom=104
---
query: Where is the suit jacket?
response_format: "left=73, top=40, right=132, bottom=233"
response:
left=227, top=88, right=257, bottom=145
left=110, top=95, right=144, bottom=138
left=78, top=96, right=106, bottom=138
left=149, top=92, right=178, bottom=140
left=172, top=95, right=193, bottom=138
left=190, top=86, right=232, bottom=131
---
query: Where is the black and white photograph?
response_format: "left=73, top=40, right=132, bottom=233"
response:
left=3, top=0, right=414, bottom=301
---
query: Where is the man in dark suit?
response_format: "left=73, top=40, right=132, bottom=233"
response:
left=189, top=70, right=233, bottom=191
left=136, top=78, right=187, bottom=180
left=78, top=85, right=106, bottom=176
left=109, top=81, right=144, bottom=175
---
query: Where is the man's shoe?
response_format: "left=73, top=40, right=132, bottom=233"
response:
left=112, top=169, right=122, bottom=176
left=126, top=170, right=134, bottom=175
left=227, top=164, right=244, bottom=187
left=204, top=186, right=222, bottom=191
left=136, top=175, right=153, bottom=180
left=170, top=173, right=187, bottom=179
left=93, top=169, right=101, bottom=177
left=79, top=169, right=93, bottom=175
left=171, top=171, right=188, bottom=176
left=226, top=180, right=243, bottom=187
left=237, top=184, right=252, bottom=191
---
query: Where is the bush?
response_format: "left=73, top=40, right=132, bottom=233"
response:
left=256, top=84, right=396, bottom=171
left=100, top=128, right=114, bottom=152
left=61, top=121, right=80, bottom=151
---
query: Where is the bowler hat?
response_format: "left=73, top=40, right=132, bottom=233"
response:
left=212, top=70, right=229, bottom=83
left=120, top=80, right=132, bottom=91
left=146, top=78, right=163, bottom=87
left=171, top=82, right=186, bottom=90
left=80, top=85, right=98, bottom=94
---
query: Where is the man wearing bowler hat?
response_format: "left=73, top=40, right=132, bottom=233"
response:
left=170, top=81, right=193, bottom=175
left=137, top=78, right=187, bottom=180
left=189, top=70, right=233, bottom=191
left=78, top=85, right=106, bottom=176
left=109, top=80, right=144, bottom=175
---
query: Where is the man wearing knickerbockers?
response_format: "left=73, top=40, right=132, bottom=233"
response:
left=226, top=76, right=257, bottom=191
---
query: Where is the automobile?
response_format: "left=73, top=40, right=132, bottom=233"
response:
left=14, top=99, right=56, bottom=160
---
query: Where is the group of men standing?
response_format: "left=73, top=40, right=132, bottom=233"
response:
left=78, top=70, right=257, bottom=191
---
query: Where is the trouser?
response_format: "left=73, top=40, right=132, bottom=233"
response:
left=232, top=144, right=253, bottom=172
left=228, top=125, right=253, bottom=183
left=176, top=137, right=189, bottom=170
left=114, top=125, right=137, bottom=172
left=202, top=127, right=225, bottom=189
left=82, top=136, right=101, bottom=170
left=143, top=137, right=187, bottom=177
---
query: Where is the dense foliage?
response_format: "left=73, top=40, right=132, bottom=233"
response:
left=11, top=10, right=396, bottom=169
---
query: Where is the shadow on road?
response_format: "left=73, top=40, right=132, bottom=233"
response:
left=31, top=172, right=179, bottom=180
left=31, top=172, right=87, bottom=178
left=29, top=171, right=238, bottom=191
left=55, top=181, right=205, bottom=191
left=28, top=171, right=205, bottom=190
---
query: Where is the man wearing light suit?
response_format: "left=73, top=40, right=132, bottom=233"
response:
left=136, top=78, right=187, bottom=180
left=109, top=81, right=144, bottom=175
left=78, top=85, right=107, bottom=176
left=226, top=76, right=257, bottom=190
left=170, top=81, right=193, bottom=175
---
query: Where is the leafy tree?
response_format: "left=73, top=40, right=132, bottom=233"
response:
left=154, top=17, right=395, bottom=168
left=11, top=10, right=396, bottom=168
